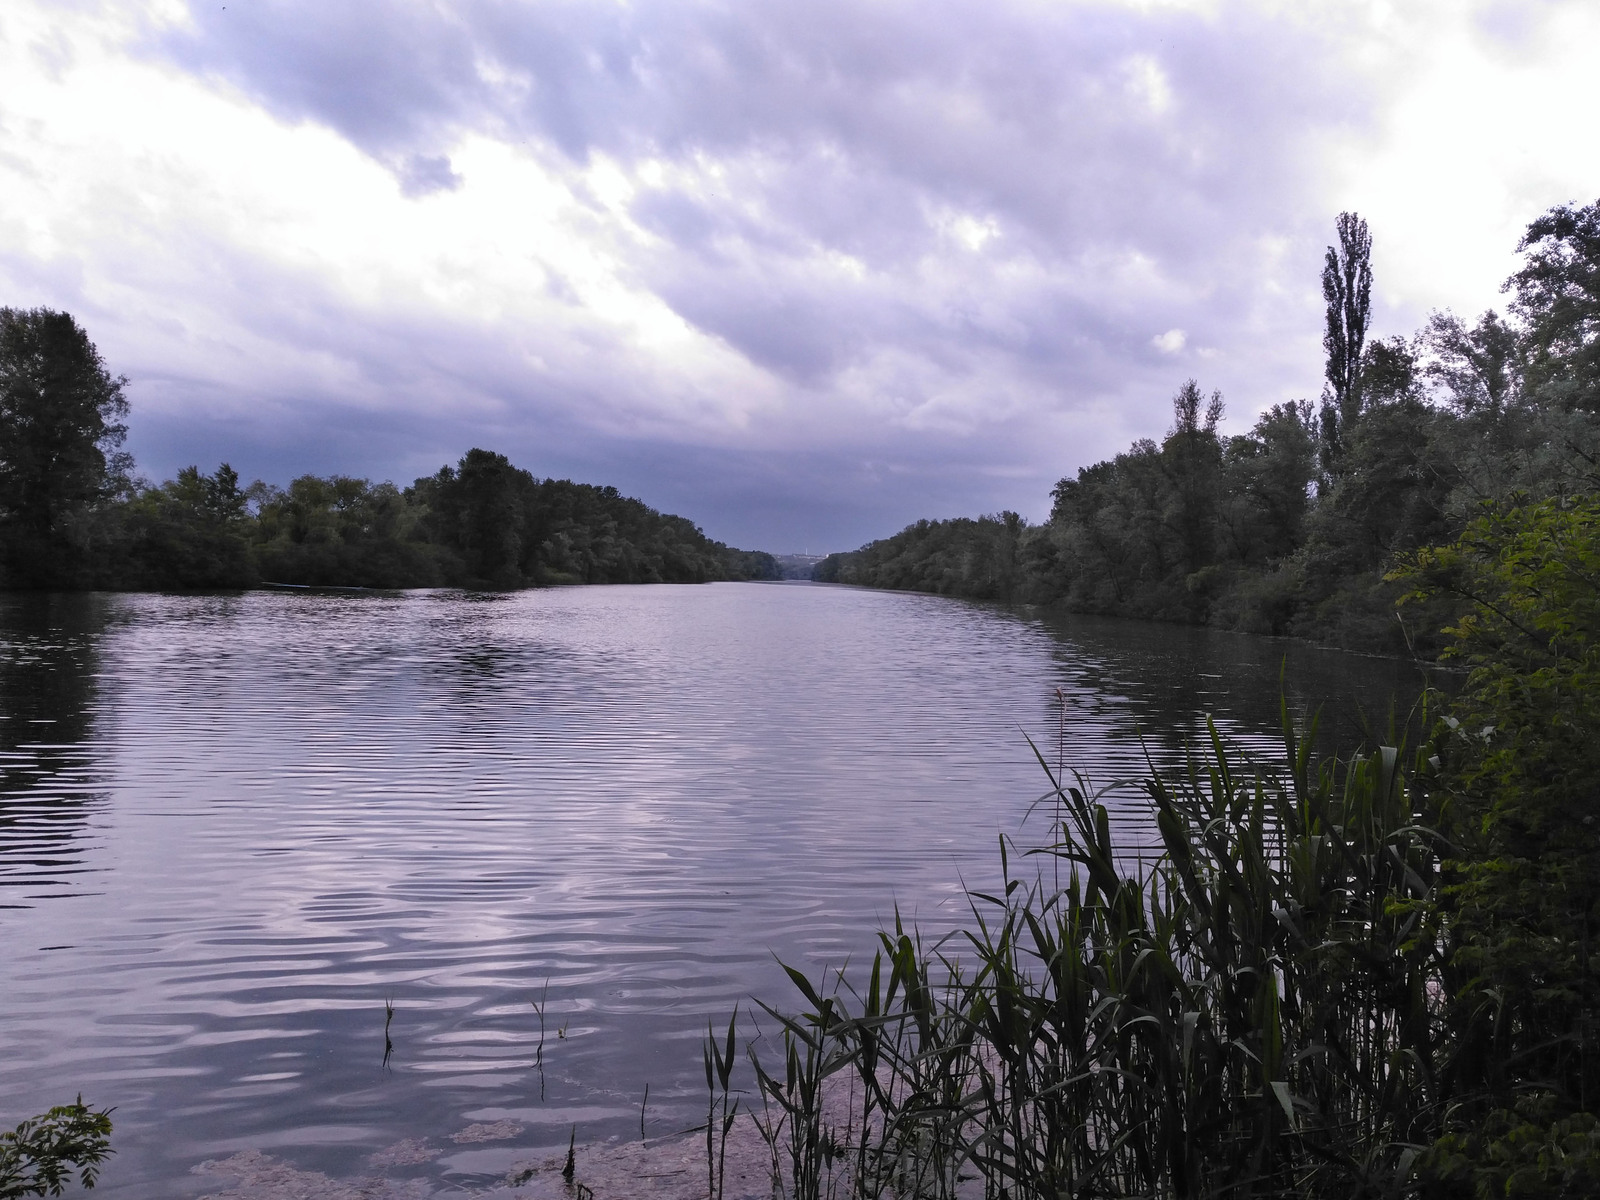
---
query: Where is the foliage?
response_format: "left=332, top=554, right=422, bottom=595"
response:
left=251, top=473, right=453, bottom=588
left=107, top=465, right=258, bottom=589
left=737, top=710, right=1448, bottom=1200
left=4, top=439, right=775, bottom=592
left=1427, top=1097, right=1600, bottom=1200
left=762, top=496, right=1600, bottom=1199
left=0, top=308, right=130, bottom=589
left=1320, top=210, right=1376, bottom=480
left=228, top=450, right=776, bottom=590
left=824, top=382, right=1321, bottom=633
left=821, top=200, right=1600, bottom=658
left=813, top=512, right=1025, bottom=600
left=1508, top=200, right=1600, bottom=414
left=408, top=451, right=777, bottom=587
left=0, top=305, right=777, bottom=592
left=1421, top=310, right=1521, bottom=417
left=1395, top=496, right=1600, bottom=1176
left=0, top=1099, right=113, bottom=1198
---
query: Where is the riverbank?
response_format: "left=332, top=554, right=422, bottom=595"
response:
left=192, top=1120, right=782, bottom=1200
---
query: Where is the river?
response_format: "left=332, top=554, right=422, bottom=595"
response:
left=0, top=583, right=1430, bottom=1197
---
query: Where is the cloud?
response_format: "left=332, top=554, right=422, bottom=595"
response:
left=396, top=153, right=462, bottom=196
left=1, top=0, right=1597, bottom=551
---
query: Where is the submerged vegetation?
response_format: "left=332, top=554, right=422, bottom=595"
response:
left=730, top=492, right=1600, bottom=1198
left=817, top=198, right=1600, bottom=656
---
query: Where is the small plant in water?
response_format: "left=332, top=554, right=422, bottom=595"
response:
left=531, top=980, right=549, bottom=1065
left=531, top=980, right=550, bottom=1100
left=704, top=1007, right=740, bottom=1200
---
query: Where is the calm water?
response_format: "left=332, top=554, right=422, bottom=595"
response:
left=0, top=584, right=1428, bottom=1196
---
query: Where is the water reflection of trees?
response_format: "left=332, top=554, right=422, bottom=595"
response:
left=0, top=593, right=109, bottom=905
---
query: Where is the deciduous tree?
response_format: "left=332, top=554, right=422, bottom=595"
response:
left=1506, top=199, right=1600, bottom=413
left=1318, top=212, right=1374, bottom=479
left=0, top=308, right=129, bottom=587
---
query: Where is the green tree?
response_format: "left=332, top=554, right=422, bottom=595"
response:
left=0, top=309, right=129, bottom=587
left=121, top=464, right=256, bottom=589
left=1050, top=438, right=1180, bottom=614
left=424, top=449, right=530, bottom=587
left=1217, top=399, right=1315, bottom=566
left=1421, top=308, right=1522, bottom=416
left=1318, top=212, right=1374, bottom=480
left=1159, top=379, right=1225, bottom=578
left=1396, top=497, right=1600, bottom=1189
left=251, top=474, right=442, bottom=587
left=1507, top=198, right=1600, bottom=413
left=1294, top=336, right=1456, bottom=649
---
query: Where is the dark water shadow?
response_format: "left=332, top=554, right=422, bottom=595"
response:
left=0, top=592, right=111, bottom=906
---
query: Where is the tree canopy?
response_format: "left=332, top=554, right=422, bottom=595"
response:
left=820, top=198, right=1600, bottom=655
left=0, top=308, right=129, bottom=588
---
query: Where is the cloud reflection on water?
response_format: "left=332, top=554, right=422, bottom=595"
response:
left=0, top=584, right=1427, bottom=1196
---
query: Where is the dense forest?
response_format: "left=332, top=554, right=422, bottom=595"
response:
left=817, top=200, right=1600, bottom=654
left=0, top=315, right=777, bottom=591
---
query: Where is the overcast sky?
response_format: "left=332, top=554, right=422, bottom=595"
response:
left=3, top=0, right=1598, bottom=552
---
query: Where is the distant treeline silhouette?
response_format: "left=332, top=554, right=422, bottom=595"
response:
left=0, top=312, right=777, bottom=593
left=816, top=200, right=1600, bottom=654
left=109, top=450, right=777, bottom=591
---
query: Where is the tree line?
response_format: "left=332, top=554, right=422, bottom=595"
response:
left=817, top=199, right=1600, bottom=654
left=0, top=312, right=777, bottom=591
left=737, top=492, right=1600, bottom=1198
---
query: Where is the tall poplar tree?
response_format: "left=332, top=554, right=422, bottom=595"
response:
left=1318, top=212, right=1373, bottom=478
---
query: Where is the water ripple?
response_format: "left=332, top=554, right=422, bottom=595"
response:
left=0, top=584, right=1427, bottom=1197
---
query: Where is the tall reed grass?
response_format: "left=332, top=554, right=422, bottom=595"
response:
left=731, top=702, right=1447, bottom=1199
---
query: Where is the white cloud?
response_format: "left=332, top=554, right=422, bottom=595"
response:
left=1121, top=53, right=1174, bottom=115
left=0, top=0, right=1595, bottom=549
left=1316, top=1, right=1600, bottom=323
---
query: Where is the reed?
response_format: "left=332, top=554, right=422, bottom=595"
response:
left=733, top=701, right=1449, bottom=1199
left=704, top=1007, right=740, bottom=1200
left=531, top=980, right=549, bottom=1100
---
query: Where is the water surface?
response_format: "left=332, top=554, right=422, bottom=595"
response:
left=0, top=584, right=1428, bottom=1196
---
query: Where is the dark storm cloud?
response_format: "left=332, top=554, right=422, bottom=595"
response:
left=118, top=0, right=1400, bottom=548
left=157, top=1, right=1344, bottom=250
